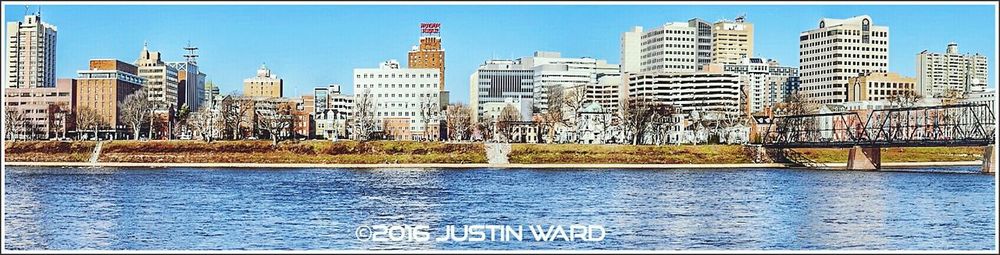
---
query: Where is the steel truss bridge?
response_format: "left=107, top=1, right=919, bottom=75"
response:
left=761, top=104, right=996, bottom=149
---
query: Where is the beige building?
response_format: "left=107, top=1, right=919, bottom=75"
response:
left=4, top=79, right=75, bottom=139
left=799, top=15, right=889, bottom=104
left=243, top=64, right=283, bottom=98
left=711, top=16, right=754, bottom=65
left=916, top=42, right=988, bottom=98
left=846, top=72, right=916, bottom=102
left=6, top=14, right=57, bottom=89
left=136, top=43, right=180, bottom=110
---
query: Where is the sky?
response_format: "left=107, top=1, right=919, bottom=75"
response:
left=3, top=4, right=997, bottom=103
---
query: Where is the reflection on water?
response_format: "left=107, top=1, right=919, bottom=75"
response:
left=3, top=166, right=995, bottom=250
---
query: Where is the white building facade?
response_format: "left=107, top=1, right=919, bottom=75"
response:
left=916, top=42, right=989, bottom=98
left=626, top=72, right=742, bottom=119
left=353, top=59, right=442, bottom=140
left=6, top=14, right=57, bottom=89
left=639, top=22, right=698, bottom=73
left=469, top=59, right=534, bottom=121
left=799, top=15, right=889, bottom=104
left=136, top=44, right=180, bottom=110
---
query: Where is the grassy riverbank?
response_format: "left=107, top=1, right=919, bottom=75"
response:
left=3, top=140, right=985, bottom=164
left=508, top=144, right=985, bottom=164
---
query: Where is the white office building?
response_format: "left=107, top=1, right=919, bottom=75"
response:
left=620, top=26, right=644, bottom=74
left=639, top=22, right=698, bottom=73
left=688, top=18, right=714, bottom=70
left=469, top=59, right=535, bottom=121
left=718, top=57, right=800, bottom=114
left=136, top=44, right=180, bottom=110
left=585, top=73, right=624, bottom=115
left=353, top=59, right=441, bottom=140
left=6, top=14, right=57, bottom=88
left=916, top=42, right=989, bottom=98
left=799, top=15, right=889, bottom=104
left=518, top=51, right=619, bottom=112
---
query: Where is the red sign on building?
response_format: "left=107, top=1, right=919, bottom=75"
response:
left=420, top=23, right=440, bottom=34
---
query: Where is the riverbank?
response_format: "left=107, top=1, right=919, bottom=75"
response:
left=3, top=140, right=987, bottom=166
left=2, top=161, right=983, bottom=169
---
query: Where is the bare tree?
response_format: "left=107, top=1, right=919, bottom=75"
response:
left=887, top=90, right=923, bottom=108
left=75, top=107, right=106, bottom=141
left=477, top=114, right=496, bottom=142
left=352, top=89, right=378, bottom=141
left=619, top=96, right=658, bottom=145
left=445, top=103, right=473, bottom=141
left=47, top=103, right=72, bottom=140
left=220, top=95, right=253, bottom=140
left=418, top=95, right=438, bottom=141
left=188, top=106, right=220, bottom=142
left=541, top=85, right=565, bottom=143
left=257, top=102, right=294, bottom=146
left=4, top=108, right=27, bottom=141
left=563, top=85, right=589, bottom=141
left=120, top=87, right=153, bottom=140
left=496, top=104, right=520, bottom=142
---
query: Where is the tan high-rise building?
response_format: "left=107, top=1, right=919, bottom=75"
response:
left=408, top=22, right=445, bottom=91
left=711, top=16, right=754, bottom=65
left=136, top=43, right=180, bottom=110
left=846, top=71, right=916, bottom=102
left=6, top=14, right=57, bottom=88
left=74, top=59, right=145, bottom=138
left=243, top=64, right=283, bottom=98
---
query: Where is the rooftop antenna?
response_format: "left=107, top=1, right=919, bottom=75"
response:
left=183, top=41, right=199, bottom=64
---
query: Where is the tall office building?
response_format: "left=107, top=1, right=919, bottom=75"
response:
left=243, top=64, right=283, bottom=98
left=518, top=51, right=619, bottom=112
left=354, top=59, right=442, bottom=140
left=799, top=15, right=889, bottom=104
left=620, top=26, right=644, bottom=74
left=470, top=60, right=535, bottom=121
left=408, top=22, right=445, bottom=91
left=916, top=42, right=988, bottom=98
left=708, top=57, right=799, bottom=114
left=75, top=59, right=145, bottom=138
left=639, top=22, right=697, bottom=73
left=688, top=18, right=713, bottom=70
left=711, top=16, right=754, bottom=65
left=6, top=13, right=57, bottom=88
left=165, top=43, right=205, bottom=110
left=136, top=43, right=180, bottom=110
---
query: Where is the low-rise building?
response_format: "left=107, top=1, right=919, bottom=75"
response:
left=3, top=78, right=76, bottom=139
left=846, top=71, right=917, bottom=102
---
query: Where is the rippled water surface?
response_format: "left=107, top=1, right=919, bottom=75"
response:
left=3, top=166, right=996, bottom=250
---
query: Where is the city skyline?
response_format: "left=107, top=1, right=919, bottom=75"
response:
left=3, top=4, right=996, bottom=103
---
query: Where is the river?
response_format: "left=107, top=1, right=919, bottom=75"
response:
left=2, top=166, right=995, bottom=250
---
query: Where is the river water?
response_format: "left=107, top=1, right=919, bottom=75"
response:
left=2, top=166, right=995, bottom=250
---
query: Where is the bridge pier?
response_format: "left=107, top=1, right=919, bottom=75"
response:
left=984, top=145, right=995, bottom=174
left=847, top=146, right=881, bottom=170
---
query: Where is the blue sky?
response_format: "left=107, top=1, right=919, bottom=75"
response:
left=3, top=4, right=996, bottom=103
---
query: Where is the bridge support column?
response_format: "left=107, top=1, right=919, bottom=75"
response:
left=847, top=146, right=881, bottom=170
left=984, top=145, right=995, bottom=174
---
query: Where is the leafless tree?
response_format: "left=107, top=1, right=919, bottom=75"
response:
left=220, top=95, right=253, bottom=140
left=75, top=107, right=106, bottom=140
left=119, top=87, right=153, bottom=140
left=257, top=102, right=294, bottom=146
left=47, top=103, right=72, bottom=140
left=4, top=107, right=27, bottom=141
left=418, top=95, right=438, bottom=141
left=541, top=85, right=565, bottom=143
left=188, top=106, right=220, bottom=142
left=496, top=104, right=520, bottom=142
left=887, top=90, right=923, bottom=108
left=352, top=89, right=378, bottom=141
left=445, top=103, right=473, bottom=141
left=477, top=114, right=496, bottom=142
left=619, top=96, right=658, bottom=145
left=563, top=85, right=589, bottom=140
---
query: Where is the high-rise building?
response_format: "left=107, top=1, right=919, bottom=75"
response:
left=408, top=22, right=445, bottom=91
left=136, top=43, right=180, bottom=110
left=707, top=57, right=800, bottom=114
left=620, top=26, right=644, bottom=74
left=711, top=16, right=754, bottom=65
left=243, top=64, right=283, bottom=98
left=916, top=42, right=989, bottom=98
left=639, top=22, right=698, bottom=73
left=353, top=59, right=442, bottom=140
left=688, top=18, right=713, bottom=70
left=846, top=71, right=917, bottom=102
left=518, top=51, right=619, bottom=112
left=470, top=60, right=535, bottom=121
left=799, top=15, right=889, bottom=104
left=165, top=43, right=205, bottom=110
left=6, top=14, right=57, bottom=89
left=74, top=59, right=145, bottom=138
left=626, top=72, right=741, bottom=119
